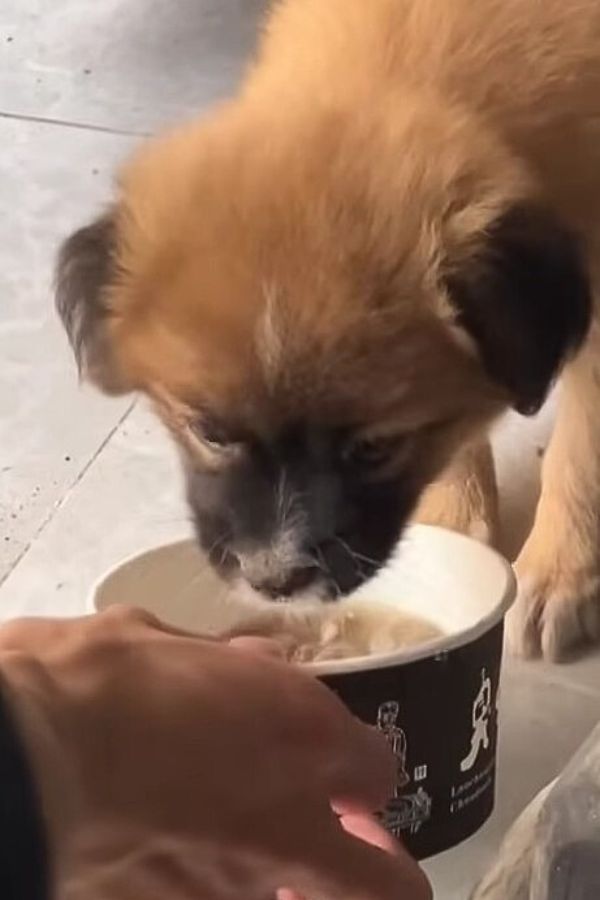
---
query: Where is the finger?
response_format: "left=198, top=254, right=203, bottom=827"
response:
left=208, top=635, right=396, bottom=812
left=320, top=720, right=395, bottom=814
left=184, top=638, right=394, bottom=815
left=243, top=665, right=395, bottom=813
left=228, top=636, right=288, bottom=659
left=0, top=608, right=195, bottom=655
left=338, top=813, right=401, bottom=856
left=99, top=605, right=223, bottom=644
left=226, top=644, right=395, bottom=811
left=287, top=816, right=432, bottom=900
left=100, top=605, right=198, bottom=637
left=277, top=889, right=300, bottom=900
left=276, top=815, right=400, bottom=900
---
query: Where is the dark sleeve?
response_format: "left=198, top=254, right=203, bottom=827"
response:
left=0, top=686, right=50, bottom=900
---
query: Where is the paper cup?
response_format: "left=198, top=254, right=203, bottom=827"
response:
left=91, top=525, right=515, bottom=859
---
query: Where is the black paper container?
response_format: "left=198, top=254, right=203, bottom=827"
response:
left=92, top=525, right=515, bottom=860
left=320, top=622, right=504, bottom=858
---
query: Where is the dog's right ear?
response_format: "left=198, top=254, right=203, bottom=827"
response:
left=55, top=211, right=131, bottom=395
left=443, top=204, right=591, bottom=415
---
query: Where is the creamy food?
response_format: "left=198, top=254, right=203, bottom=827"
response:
left=227, top=600, right=443, bottom=663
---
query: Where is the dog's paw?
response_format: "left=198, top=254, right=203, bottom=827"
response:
left=506, top=564, right=600, bottom=662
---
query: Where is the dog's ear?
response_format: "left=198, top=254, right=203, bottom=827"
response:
left=55, top=211, right=131, bottom=395
left=444, top=204, right=591, bottom=414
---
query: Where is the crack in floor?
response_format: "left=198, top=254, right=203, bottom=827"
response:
left=0, top=109, right=149, bottom=138
left=0, top=400, right=136, bottom=591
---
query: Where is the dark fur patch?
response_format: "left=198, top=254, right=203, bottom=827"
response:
left=186, top=425, right=417, bottom=599
left=445, top=204, right=592, bottom=414
left=55, top=212, right=127, bottom=394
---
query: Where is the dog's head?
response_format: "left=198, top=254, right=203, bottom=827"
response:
left=56, top=101, right=591, bottom=600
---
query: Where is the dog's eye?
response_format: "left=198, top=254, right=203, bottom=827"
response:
left=343, top=436, right=395, bottom=468
left=189, top=419, right=239, bottom=452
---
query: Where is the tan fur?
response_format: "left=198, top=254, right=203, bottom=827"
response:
left=98, top=0, right=600, bottom=660
left=414, top=439, right=499, bottom=545
left=508, top=325, right=600, bottom=660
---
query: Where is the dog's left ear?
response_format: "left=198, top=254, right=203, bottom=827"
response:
left=444, top=204, right=592, bottom=414
left=55, top=210, right=132, bottom=395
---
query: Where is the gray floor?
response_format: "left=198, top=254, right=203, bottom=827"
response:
left=0, top=3, right=599, bottom=898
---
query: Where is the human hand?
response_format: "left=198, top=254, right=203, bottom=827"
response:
left=0, top=607, right=431, bottom=900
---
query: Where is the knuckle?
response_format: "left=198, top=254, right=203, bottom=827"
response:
left=101, top=605, right=156, bottom=627
left=0, top=620, right=31, bottom=644
left=0, top=617, right=53, bottom=650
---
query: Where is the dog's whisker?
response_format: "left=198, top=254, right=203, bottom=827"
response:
left=334, top=536, right=361, bottom=572
left=328, top=578, right=342, bottom=601
left=313, top=543, right=329, bottom=580
left=334, top=536, right=379, bottom=570
left=179, top=561, right=217, bottom=596
left=351, top=549, right=379, bottom=568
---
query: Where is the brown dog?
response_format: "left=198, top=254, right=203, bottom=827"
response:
left=56, top=0, right=600, bottom=660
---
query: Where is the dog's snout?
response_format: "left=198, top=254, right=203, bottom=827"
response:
left=250, top=564, right=320, bottom=599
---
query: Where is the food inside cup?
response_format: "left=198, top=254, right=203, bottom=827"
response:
left=224, top=599, right=443, bottom=663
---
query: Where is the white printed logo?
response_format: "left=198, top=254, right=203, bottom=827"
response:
left=460, top=668, right=493, bottom=773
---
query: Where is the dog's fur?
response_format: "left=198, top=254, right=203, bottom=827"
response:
left=57, top=0, right=600, bottom=659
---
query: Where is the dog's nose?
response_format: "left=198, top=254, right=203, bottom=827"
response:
left=252, top=565, right=320, bottom=599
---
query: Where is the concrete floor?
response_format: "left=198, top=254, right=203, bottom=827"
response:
left=0, top=3, right=599, bottom=897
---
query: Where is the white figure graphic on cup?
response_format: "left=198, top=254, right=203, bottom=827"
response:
left=376, top=700, right=410, bottom=794
left=460, top=668, right=493, bottom=773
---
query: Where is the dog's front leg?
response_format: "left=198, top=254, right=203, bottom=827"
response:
left=412, top=438, right=499, bottom=546
left=507, top=329, right=600, bottom=661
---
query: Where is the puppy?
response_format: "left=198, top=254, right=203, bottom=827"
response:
left=57, top=0, right=600, bottom=660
